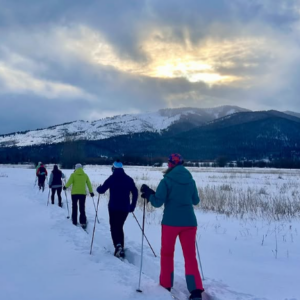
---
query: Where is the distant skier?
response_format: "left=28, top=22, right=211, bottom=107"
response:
left=141, top=153, right=204, bottom=300
left=63, top=164, right=94, bottom=228
left=48, top=165, right=65, bottom=207
left=34, top=162, right=42, bottom=186
left=97, top=160, right=138, bottom=258
left=36, top=163, right=48, bottom=191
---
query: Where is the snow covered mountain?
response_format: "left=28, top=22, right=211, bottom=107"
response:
left=0, top=106, right=248, bottom=147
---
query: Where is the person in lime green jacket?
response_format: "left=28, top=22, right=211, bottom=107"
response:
left=63, top=163, right=94, bottom=227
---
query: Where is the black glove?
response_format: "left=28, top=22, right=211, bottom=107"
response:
left=49, top=185, right=52, bottom=189
left=140, top=185, right=155, bottom=201
left=90, top=192, right=95, bottom=197
left=140, top=184, right=149, bottom=193
left=129, top=205, right=135, bottom=213
left=141, top=192, right=149, bottom=202
left=63, top=186, right=67, bottom=190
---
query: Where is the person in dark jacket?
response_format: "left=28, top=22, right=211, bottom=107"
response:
left=36, top=163, right=48, bottom=191
left=141, top=154, right=204, bottom=300
left=48, top=165, right=66, bottom=207
left=97, top=160, right=138, bottom=258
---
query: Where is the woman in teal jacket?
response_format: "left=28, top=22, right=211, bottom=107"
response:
left=141, top=154, right=204, bottom=300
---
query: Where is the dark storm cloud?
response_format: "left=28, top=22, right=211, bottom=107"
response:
left=0, top=0, right=300, bottom=134
left=0, top=0, right=148, bottom=60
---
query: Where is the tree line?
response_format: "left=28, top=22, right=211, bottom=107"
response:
left=1, top=143, right=300, bottom=169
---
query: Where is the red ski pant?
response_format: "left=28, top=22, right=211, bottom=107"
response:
left=160, top=225, right=203, bottom=292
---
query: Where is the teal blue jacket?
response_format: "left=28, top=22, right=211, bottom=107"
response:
left=149, top=165, right=200, bottom=226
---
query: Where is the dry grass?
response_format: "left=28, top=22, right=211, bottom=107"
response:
left=198, top=184, right=300, bottom=220
left=90, top=167, right=300, bottom=221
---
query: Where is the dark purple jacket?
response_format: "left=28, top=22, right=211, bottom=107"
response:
left=97, top=168, right=138, bottom=212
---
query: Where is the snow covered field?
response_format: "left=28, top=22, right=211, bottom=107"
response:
left=0, top=165, right=299, bottom=300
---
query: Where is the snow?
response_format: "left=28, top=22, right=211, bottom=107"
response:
left=0, top=111, right=180, bottom=147
left=225, top=109, right=236, bottom=116
left=0, top=165, right=299, bottom=300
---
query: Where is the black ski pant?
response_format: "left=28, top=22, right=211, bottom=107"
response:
left=38, top=175, right=46, bottom=189
left=71, top=195, right=87, bottom=225
left=51, top=187, right=62, bottom=206
left=108, top=209, right=129, bottom=249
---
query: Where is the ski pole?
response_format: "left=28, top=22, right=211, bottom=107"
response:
left=92, top=196, right=100, bottom=224
left=34, top=176, right=37, bottom=187
left=64, top=190, right=70, bottom=219
left=132, top=212, right=156, bottom=257
left=136, top=197, right=146, bottom=293
left=47, top=188, right=51, bottom=206
left=196, top=240, right=205, bottom=280
left=90, top=194, right=100, bottom=255
left=62, top=179, right=70, bottom=219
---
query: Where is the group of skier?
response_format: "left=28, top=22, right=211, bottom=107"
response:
left=35, top=154, right=204, bottom=300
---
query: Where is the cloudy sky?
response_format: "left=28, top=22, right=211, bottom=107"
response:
left=1, top=0, right=300, bottom=134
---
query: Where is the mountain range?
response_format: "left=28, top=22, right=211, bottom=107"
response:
left=0, top=105, right=249, bottom=147
left=0, top=105, right=300, bottom=164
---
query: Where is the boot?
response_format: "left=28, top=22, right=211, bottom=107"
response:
left=114, top=244, right=122, bottom=258
left=120, top=248, right=125, bottom=258
left=189, top=289, right=203, bottom=300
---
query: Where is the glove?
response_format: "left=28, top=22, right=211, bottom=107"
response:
left=63, top=186, right=67, bottom=190
left=140, top=185, right=155, bottom=201
left=49, top=185, right=52, bottom=189
left=140, top=184, right=151, bottom=193
left=141, top=193, right=149, bottom=202
left=140, top=184, right=155, bottom=194
left=140, top=184, right=149, bottom=193
left=96, top=184, right=102, bottom=193
left=90, top=192, right=95, bottom=197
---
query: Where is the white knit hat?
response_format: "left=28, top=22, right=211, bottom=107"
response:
left=75, top=163, right=83, bottom=170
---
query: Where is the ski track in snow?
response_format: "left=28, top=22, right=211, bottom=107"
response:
left=0, top=172, right=169, bottom=300
left=1, top=167, right=295, bottom=300
left=45, top=195, right=264, bottom=299
left=31, top=190, right=275, bottom=300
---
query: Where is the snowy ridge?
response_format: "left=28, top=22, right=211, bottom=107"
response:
left=0, top=112, right=179, bottom=147
left=0, top=106, right=249, bottom=147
